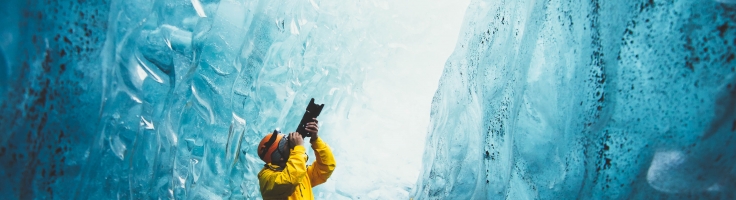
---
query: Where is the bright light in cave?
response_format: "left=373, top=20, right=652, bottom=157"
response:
left=312, top=1, right=470, bottom=198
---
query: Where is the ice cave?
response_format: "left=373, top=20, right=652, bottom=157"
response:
left=1, top=0, right=736, bottom=199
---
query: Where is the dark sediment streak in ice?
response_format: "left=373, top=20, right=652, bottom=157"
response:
left=414, top=0, right=736, bottom=199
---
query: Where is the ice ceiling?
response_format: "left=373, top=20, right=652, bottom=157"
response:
left=1, top=0, right=736, bottom=199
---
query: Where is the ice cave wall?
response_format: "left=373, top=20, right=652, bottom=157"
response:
left=415, top=0, right=736, bottom=199
left=1, top=0, right=438, bottom=199
left=0, top=0, right=110, bottom=198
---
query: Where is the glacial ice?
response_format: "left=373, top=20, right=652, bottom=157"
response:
left=2, top=0, right=736, bottom=199
left=0, top=0, right=467, bottom=199
left=414, top=0, right=736, bottom=199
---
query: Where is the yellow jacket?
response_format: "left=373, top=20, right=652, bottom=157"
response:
left=258, top=137, right=336, bottom=200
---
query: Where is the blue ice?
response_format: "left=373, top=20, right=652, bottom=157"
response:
left=415, top=0, right=736, bottom=199
left=1, top=0, right=736, bottom=199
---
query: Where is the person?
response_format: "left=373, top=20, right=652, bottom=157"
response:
left=257, top=118, right=336, bottom=200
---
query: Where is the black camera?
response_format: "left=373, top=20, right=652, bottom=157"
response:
left=295, top=98, right=324, bottom=138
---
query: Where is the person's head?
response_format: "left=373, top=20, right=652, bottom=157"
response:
left=258, top=130, right=290, bottom=167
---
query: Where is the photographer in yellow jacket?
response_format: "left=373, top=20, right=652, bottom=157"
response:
left=257, top=118, right=336, bottom=200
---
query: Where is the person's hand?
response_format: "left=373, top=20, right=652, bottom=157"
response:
left=305, top=118, right=319, bottom=142
left=289, top=132, right=303, bottom=147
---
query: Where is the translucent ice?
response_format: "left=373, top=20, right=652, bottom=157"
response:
left=3, top=0, right=735, bottom=199
left=0, top=0, right=467, bottom=199
left=414, top=0, right=736, bottom=199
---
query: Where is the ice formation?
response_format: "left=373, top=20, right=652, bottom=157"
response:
left=2, top=0, right=736, bottom=199
left=0, top=0, right=467, bottom=199
left=414, top=0, right=736, bottom=199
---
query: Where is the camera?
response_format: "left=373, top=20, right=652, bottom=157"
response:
left=295, top=98, right=324, bottom=138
